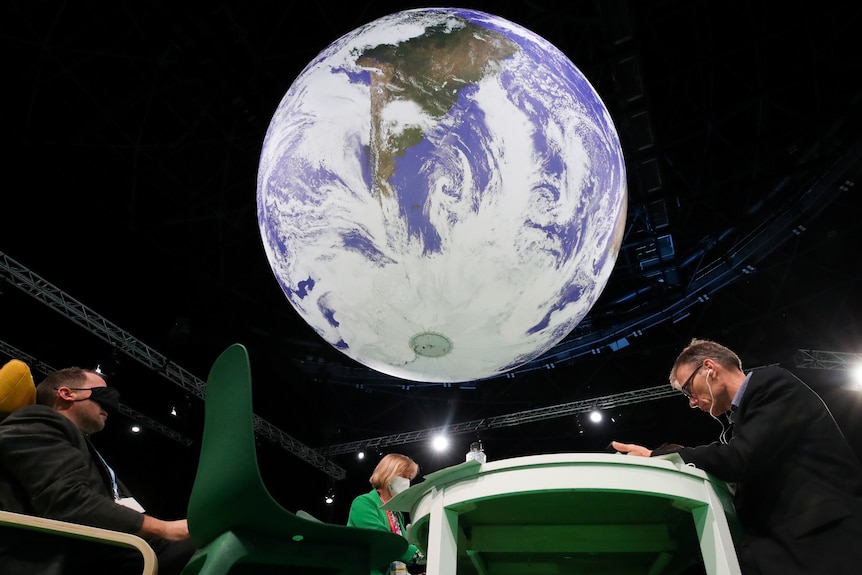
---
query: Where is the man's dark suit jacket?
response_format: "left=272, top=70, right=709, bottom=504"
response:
left=655, top=365, right=862, bottom=574
left=0, top=404, right=145, bottom=572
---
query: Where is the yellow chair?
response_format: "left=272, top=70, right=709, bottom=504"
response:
left=181, top=343, right=408, bottom=575
left=0, top=358, right=35, bottom=420
left=0, top=358, right=158, bottom=575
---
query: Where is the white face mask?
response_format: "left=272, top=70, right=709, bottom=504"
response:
left=389, top=476, right=410, bottom=496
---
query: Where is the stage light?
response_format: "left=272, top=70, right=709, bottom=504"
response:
left=432, top=435, right=449, bottom=452
left=851, top=362, right=862, bottom=389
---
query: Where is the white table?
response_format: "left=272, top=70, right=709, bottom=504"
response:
left=385, top=453, right=741, bottom=575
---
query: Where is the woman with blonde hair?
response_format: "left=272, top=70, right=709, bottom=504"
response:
left=347, top=453, right=424, bottom=574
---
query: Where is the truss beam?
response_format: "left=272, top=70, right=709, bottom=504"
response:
left=0, top=339, right=193, bottom=447
left=324, top=384, right=679, bottom=455
left=794, top=349, right=862, bottom=370
left=0, top=250, right=345, bottom=480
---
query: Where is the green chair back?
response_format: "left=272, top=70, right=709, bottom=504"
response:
left=182, top=343, right=407, bottom=575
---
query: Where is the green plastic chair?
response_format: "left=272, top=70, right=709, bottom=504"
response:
left=181, top=343, right=407, bottom=575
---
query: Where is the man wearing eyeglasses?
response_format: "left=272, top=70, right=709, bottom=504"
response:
left=612, top=338, right=862, bottom=575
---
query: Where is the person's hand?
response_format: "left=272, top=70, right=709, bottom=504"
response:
left=160, top=518, right=190, bottom=540
left=139, top=516, right=190, bottom=540
left=610, top=441, right=652, bottom=457
left=407, top=550, right=426, bottom=574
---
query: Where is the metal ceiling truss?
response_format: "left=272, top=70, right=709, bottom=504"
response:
left=0, top=250, right=346, bottom=480
left=325, top=353, right=858, bottom=455
left=794, top=349, right=862, bottom=371
left=0, top=339, right=193, bottom=447
left=323, top=384, right=679, bottom=455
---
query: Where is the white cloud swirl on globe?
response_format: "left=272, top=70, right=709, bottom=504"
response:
left=257, top=8, right=627, bottom=383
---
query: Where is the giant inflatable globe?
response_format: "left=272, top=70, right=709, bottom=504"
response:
left=257, top=8, right=627, bottom=383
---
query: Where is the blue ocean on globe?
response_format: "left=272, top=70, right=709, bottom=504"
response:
left=257, top=7, right=627, bottom=383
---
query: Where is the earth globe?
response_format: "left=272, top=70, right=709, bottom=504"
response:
left=257, top=7, right=627, bottom=383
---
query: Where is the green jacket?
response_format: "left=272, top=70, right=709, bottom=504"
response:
left=347, top=488, right=419, bottom=574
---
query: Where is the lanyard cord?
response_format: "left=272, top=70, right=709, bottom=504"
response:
left=88, top=440, right=120, bottom=500
left=379, top=491, right=402, bottom=535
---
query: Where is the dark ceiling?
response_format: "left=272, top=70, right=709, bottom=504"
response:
left=2, top=0, right=862, bottom=523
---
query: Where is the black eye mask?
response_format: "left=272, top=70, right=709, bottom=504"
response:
left=73, top=386, right=121, bottom=413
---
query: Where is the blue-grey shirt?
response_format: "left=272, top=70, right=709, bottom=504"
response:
left=730, top=371, right=753, bottom=417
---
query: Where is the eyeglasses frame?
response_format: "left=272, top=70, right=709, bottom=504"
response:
left=679, top=363, right=705, bottom=399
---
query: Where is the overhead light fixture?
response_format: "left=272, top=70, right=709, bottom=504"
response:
left=432, top=435, right=449, bottom=451
left=851, top=363, right=862, bottom=390
left=169, top=394, right=193, bottom=419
